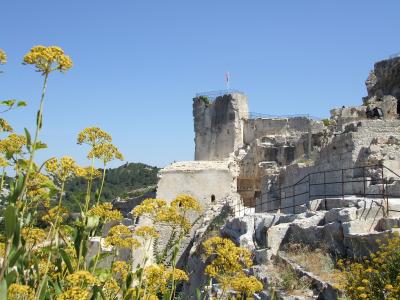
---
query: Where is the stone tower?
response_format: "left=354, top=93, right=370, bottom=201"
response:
left=193, top=92, right=249, bottom=161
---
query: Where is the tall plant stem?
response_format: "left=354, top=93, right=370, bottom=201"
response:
left=20, top=72, right=49, bottom=215
left=96, top=165, right=106, bottom=204
left=0, top=168, right=5, bottom=192
left=84, top=156, right=95, bottom=216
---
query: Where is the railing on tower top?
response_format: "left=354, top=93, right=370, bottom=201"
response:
left=233, top=164, right=400, bottom=217
left=195, top=89, right=244, bottom=100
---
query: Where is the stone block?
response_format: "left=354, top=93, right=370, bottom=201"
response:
left=324, top=208, right=341, bottom=223
left=377, top=217, right=400, bottom=231
left=338, top=207, right=357, bottom=222
left=266, top=223, right=291, bottom=254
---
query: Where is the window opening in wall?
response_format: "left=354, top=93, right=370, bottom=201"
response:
left=211, top=194, right=216, bottom=203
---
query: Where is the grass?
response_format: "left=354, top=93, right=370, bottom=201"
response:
left=282, top=243, right=341, bottom=285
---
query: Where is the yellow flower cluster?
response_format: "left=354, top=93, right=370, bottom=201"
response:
left=202, top=237, right=262, bottom=297
left=7, top=283, right=35, bottom=300
left=0, top=49, right=6, bottom=65
left=42, top=206, right=69, bottom=225
left=87, top=142, right=123, bottom=164
left=0, top=133, right=26, bottom=155
left=87, top=202, right=122, bottom=222
left=74, top=166, right=102, bottom=179
left=171, top=194, right=202, bottom=212
left=21, top=227, right=46, bottom=245
left=104, top=224, right=141, bottom=249
left=132, top=196, right=202, bottom=232
left=23, top=45, right=72, bottom=74
left=144, top=264, right=188, bottom=295
left=134, top=225, right=160, bottom=239
left=26, top=172, right=52, bottom=199
left=230, top=274, right=263, bottom=297
left=0, top=118, right=13, bottom=132
left=338, top=232, right=400, bottom=299
left=112, top=260, right=130, bottom=281
left=203, top=237, right=252, bottom=277
left=56, top=287, right=90, bottom=300
left=45, top=156, right=77, bottom=182
left=0, top=156, right=8, bottom=167
left=66, top=270, right=100, bottom=286
left=132, top=198, right=167, bottom=216
left=102, top=278, right=119, bottom=299
left=77, top=127, right=112, bottom=147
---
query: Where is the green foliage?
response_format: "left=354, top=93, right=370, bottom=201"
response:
left=198, top=95, right=210, bottom=106
left=63, top=162, right=159, bottom=211
left=322, top=118, right=333, bottom=126
left=338, top=233, right=400, bottom=299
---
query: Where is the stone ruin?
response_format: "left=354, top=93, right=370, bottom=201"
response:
left=152, top=55, right=400, bottom=298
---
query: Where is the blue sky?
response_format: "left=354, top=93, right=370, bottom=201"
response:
left=1, top=1, right=399, bottom=168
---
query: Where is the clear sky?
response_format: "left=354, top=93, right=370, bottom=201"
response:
left=1, top=1, right=400, bottom=168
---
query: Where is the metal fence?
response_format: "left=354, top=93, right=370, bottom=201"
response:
left=195, top=89, right=244, bottom=100
left=233, top=164, right=400, bottom=217
left=249, top=112, right=323, bottom=121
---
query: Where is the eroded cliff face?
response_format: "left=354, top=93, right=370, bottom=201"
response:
left=365, top=56, right=400, bottom=100
left=193, top=93, right=249, bottom=161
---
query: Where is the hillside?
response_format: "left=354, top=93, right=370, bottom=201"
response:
left=63, top=162, right=159, bottom=211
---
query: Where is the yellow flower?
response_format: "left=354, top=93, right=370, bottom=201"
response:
left=0, top=49, right=6, bottom=65
left=171, top=194, right=202, bottom=212
left=134, top=225, right=159, bottom=239
left=21, top=227, right=46, bottom=246
left=23, top=45, right=72, bottom=75
left=203, top=237, right=253, bottom=279
left=45, top=156, right=77, bottom=182
left=359, top=294, right=368, bottom=299
left=0, top=156, right=8, bottom=167
left=66, top=270, right=100, bottom=286
left=42, top=206, right=69, bottom=225
left=144, top=264, right=168, bottom=294
left=8, top=283, right=35, bottom=300
left=77, top=127, right=112, bottom=147
left=56, top=287, right=90, bottom=300
left=167, top=268, right=189, bottom=282
left=112, top=260, right=130, bottom=281
left=74, top=166, right=102, bottom=179
left=230, top=275, right=263, bottom=296
left=87, top=202, right=122, bottom=222
left=87, top=142, right=123, bottom=164
left=0, top=118, right=13, bottom=132
left=132, top=198, right=167, bottom=217
left=385, top=284, right=394, bottom=290
left=26, top=172, right=52, bottom=199
left=104, top=224, right=141, bottom=249
left=102, top=279, right=119, bottom=299
left=0, top=133, right=26, bottom=154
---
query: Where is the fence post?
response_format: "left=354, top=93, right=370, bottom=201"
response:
left=307, top=174, right=311, bottom=211
left=363, top=166, right=366, bottom=201
left=292, top=185, right=295, bottom=214
left=381, top=166, right=388, bottom=217
left=323, top=172, right=327, bottom=210
left=342, top=169, right=344, bottom=201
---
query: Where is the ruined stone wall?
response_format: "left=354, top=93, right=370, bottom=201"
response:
left=155, top=160, right=241, bottom=264
left=193, top=93, right=248, bottom=161
left=243, top=117, right=323, bottom=145
left=259, top=119, right=400, bottom=213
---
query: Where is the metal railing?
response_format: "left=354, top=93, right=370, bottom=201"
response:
left=249, top=112, right=323, bottom=120
left=233, top=164, right=400, bottom=217
left=195, top=89, right=244, bottom=100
